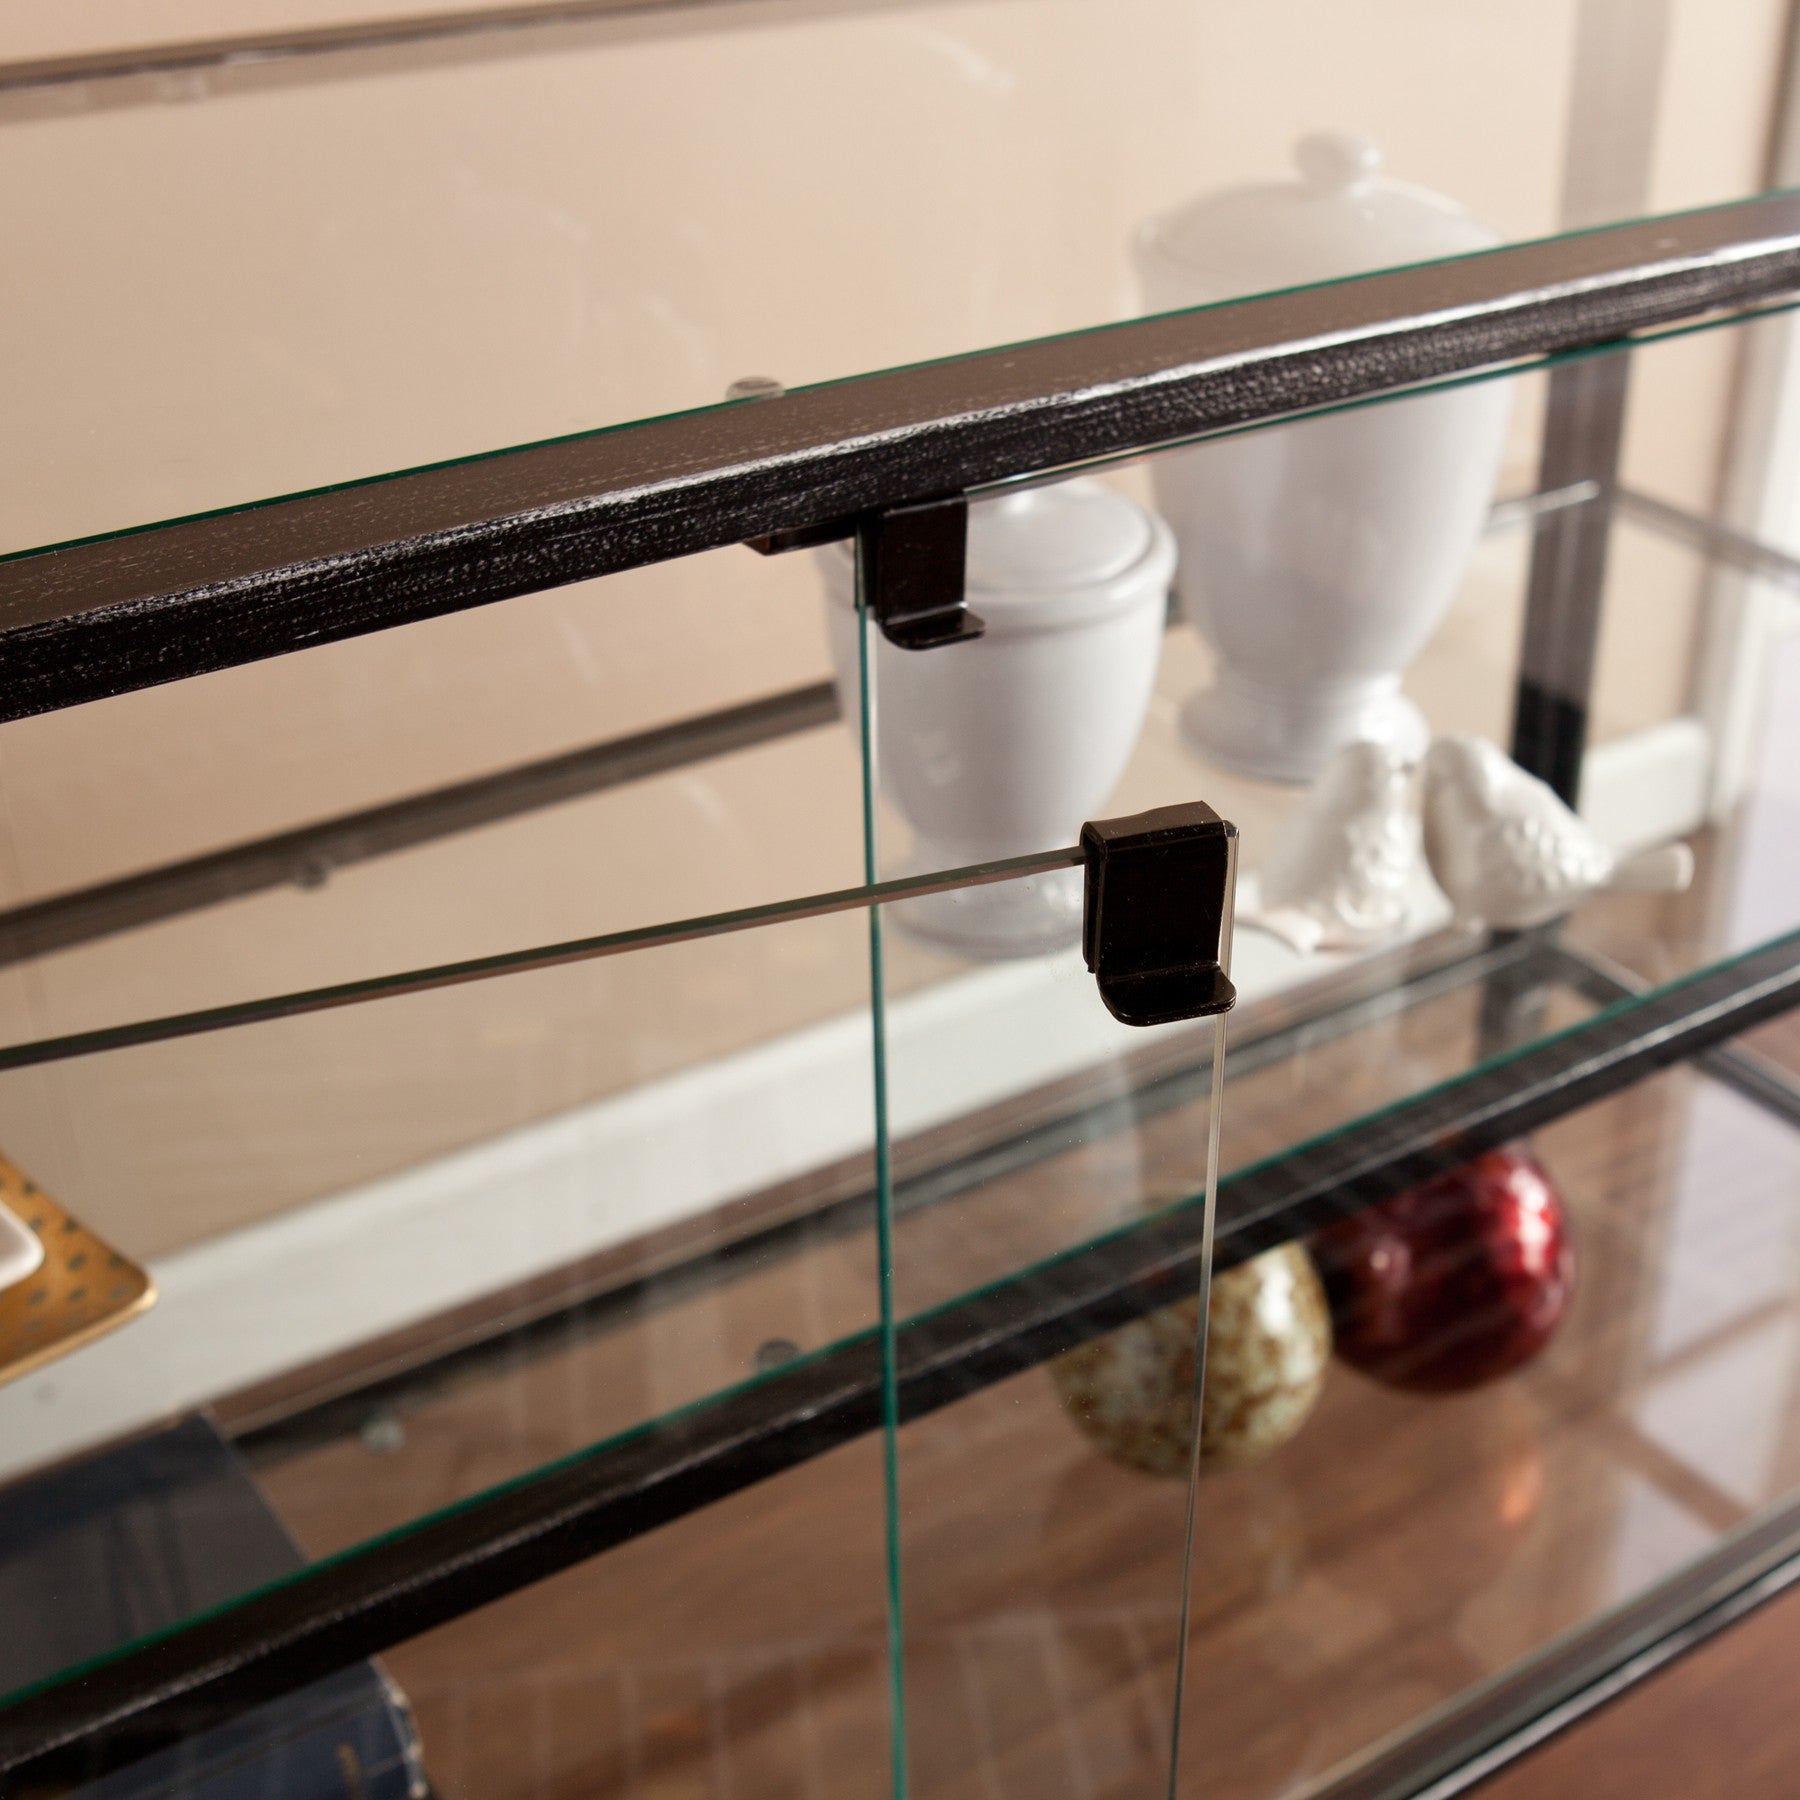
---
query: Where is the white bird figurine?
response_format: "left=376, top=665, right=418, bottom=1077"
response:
left=1421, top=734, right=1694, bottom=931
left=1241, top=739, right=1425, bottom=955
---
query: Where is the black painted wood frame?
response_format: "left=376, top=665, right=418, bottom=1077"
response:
left=3, top=195, right=1800, bottom=722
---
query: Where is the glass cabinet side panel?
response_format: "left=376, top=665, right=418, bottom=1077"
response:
left=2, top=1430, right=901, bottom=1798
left=842, top=310, right=1800, bottom=1197
left=375, top=1443, right=900, bottom=1800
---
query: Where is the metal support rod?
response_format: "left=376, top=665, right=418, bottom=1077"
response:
left=0, top=0, right=906, bottom=100
left=0, top=845, right=1086, bottom=1074
left=1618, top=484, right=1800, bottom=594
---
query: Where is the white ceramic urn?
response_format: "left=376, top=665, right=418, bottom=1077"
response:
left=1134, top=130, right=1512, bottom=782
left=820, top=479, right=1174, bottom=958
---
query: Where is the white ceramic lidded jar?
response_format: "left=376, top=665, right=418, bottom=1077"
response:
left=820, top=479, right=1174, bottom=959
left=1134, top=130, right=1512, bottom=783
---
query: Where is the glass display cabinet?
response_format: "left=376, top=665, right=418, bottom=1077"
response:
left=3, top=3, right=1800, bottom=1797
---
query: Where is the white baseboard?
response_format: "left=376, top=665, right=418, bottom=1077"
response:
left=1578, top=714, right=1713, bottom=853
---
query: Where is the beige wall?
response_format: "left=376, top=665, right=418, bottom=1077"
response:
left=2, top=0, right=1589, bottom=558
left=0, top=0, right=1789, bottom=1255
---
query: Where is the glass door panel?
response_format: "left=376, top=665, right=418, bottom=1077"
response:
left=0, top=886, right=890, bottom=1780
left=872, top=867, right=1230, bottom=1800
left=848, top=490, right=1234, bottom=1791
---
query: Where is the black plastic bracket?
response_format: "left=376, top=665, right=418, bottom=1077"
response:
left=745, top=493, right=982, bottom=650
left=857, top=496, right=984, bottom=650
left=1081, top=802, right=1238, bottom=1028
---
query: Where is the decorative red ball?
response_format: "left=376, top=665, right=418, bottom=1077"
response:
left=1312, top=1145, right=1575, bottom=1393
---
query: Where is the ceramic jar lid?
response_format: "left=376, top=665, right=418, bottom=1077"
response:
left=822, top=478, right=1172, bottom=634
left=965, top=483, right=1153, bottom=592
left=1134, top=129, right=1500, bottom=303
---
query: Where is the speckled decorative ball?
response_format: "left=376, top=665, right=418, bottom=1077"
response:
left=1051, top=1241, right=1332, bottom=1476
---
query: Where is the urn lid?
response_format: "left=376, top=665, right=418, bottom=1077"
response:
left=964, top=480, right=1155, bottom=594
left=1134, top=130, right=1500, bottom=301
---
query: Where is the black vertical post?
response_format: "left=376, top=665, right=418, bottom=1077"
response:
left=1508, top=353, right=1632, bottom=804
left=1507, top=0, right=1667, bottom=803
left=1489, top=0, right=1667, bottom=1058
left=1491, top=353, right=1632, bottom=1056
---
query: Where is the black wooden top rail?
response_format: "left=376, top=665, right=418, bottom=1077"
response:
left=3, top=192, right=1800, bottom=724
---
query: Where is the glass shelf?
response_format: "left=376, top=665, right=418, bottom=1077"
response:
left=252, top=1049, right=1800, bottom=1798
left=0, top=875, right=1784, bottom=1721
left=4, top=935, right=1784, bottom=1795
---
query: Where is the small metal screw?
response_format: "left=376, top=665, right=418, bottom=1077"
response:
left=725, top=376, right=785, bottom=401
left=361, top=1409, right=406, bottom=1453
left=153, top=70, right=210, bottom=105
left=752, top=1337, right=801, bottom=1373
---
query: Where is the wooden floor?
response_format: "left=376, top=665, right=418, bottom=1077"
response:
left=1484, top=1576, right=1800, bottom=1798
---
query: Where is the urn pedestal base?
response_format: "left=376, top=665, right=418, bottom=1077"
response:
left=1179, top=667, right=1429, bottom=785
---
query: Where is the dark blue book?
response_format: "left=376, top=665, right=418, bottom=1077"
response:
left=0, top=1415, right=425, bottom=1798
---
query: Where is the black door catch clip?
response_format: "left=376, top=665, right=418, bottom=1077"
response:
left=1081, top=802, right=1238, bottom=1027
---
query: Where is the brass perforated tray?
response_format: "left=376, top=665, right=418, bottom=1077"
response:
left=0, top=1154, right=154, bottom=1384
